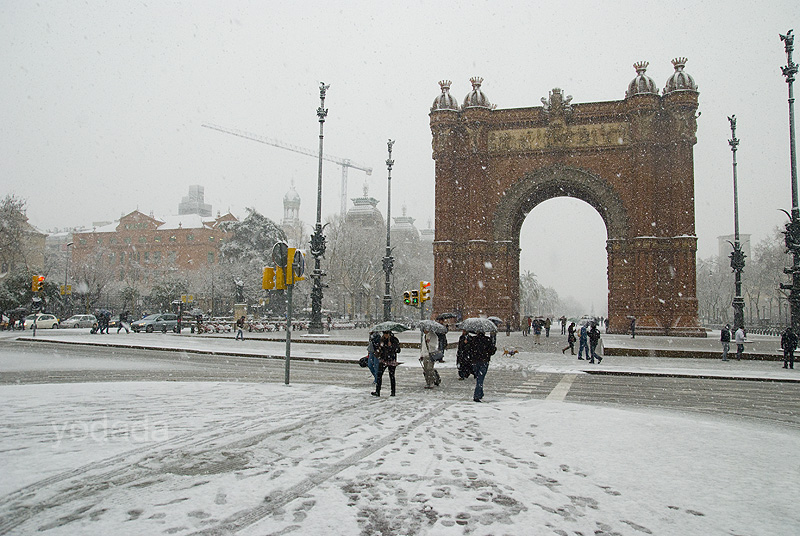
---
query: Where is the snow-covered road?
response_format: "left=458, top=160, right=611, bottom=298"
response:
left=1, top=380, right=798, bottom=535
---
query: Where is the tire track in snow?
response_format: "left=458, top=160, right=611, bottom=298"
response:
left=0, top=397, right=362, bottom=535
left=189, top=401, right=455, bottom=536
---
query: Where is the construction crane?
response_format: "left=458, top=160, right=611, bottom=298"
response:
left=202, top=123, right=372, bottom=217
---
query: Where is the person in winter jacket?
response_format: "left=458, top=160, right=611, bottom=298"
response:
left=734, top=326, right=746, bottom=360
left=720, top=324, right=731, bottom=361
left=562, top=322, right=576, bottom=355
left=465, top=330, right=496, bottom=402
left=577, top=323, right=590, bottom=360
left=456, top=330, right=471, bottom=379
left=781, top=326, right=797, bottom=369
left=420, top=328, right=440, bottom=388
left=366, top=330, right=381, bottom=382
left=588, top=323, right=602, bottom=364
left=372, top=331, right=401, bottom=397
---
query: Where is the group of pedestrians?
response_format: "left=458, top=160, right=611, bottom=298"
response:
left=560, top=321, right=602, bottom=363
left=366, top=325, right=495, bottom=402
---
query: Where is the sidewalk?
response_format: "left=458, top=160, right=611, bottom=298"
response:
left=15, top=328, right=800, bottom=383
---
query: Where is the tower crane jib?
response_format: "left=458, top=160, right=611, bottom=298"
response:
left=201, top=123, right=372, bottom=216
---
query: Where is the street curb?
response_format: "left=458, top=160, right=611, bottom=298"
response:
left=604, top=347, right=782, bottom=361
left=16, top=337, right=360, bottom=365
left=193, top=333, right=447, bottom=349
left=583, top=369, right=800, bottom=383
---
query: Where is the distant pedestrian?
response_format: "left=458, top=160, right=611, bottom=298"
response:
left=466, top=330, right=496, bottom=402
left=781, top=326, right=797, bottom=369
left=235, top=316, right=245, bottom=340
left=420, top=328, right=440, bottom=389
left=734, top=326, right=746, bottom=360
left=532, top=319, right=542, bottom=345
left=588, top=323, right=602, bottom=363
left=456, top=330, right=471, bottom=379
left=544, top=317, right=551, bottom=338
left=505, top=321, right=511, bottom=336
left=436, top=328, right=448, bottom=363
left=560, top=316, right=567, bottom=335
left=562, top=322, right=576, bottom=355
left=117, top=311, right=130, bottom=334
left=629, top=316, right=636, bottom=339
left=577, top=323, right=590, bottom=360
left=720, top=324, right=731, bottom=361
left=372, top=331, right=400, bottom=397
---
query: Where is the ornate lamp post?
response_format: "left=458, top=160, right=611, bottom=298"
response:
left=309, top=82, right=330, bottom=334
left=728, top=116, right=745, bottom=330
left=382, top=140, right=395, bottom=321
left=779, top=30, right=800, bottom=333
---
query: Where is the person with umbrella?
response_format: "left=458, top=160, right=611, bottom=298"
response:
left=465, top=328, right=496, bottom=402
left=372, top=330, right=401, bottom=397
left=372, top=321, right=408, bottom=396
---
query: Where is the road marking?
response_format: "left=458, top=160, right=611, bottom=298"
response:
left=506, top=377, right=545, bottom=398
left=545, top=374, right=578, bottom=401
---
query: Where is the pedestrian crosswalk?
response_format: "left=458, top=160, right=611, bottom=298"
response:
left=505, top=373, right=578, bottom=401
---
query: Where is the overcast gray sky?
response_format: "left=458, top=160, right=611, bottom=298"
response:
left=2, top=0, right=798, bottom=313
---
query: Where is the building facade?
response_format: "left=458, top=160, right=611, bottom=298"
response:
left=71, top=210, right=236, bottom=282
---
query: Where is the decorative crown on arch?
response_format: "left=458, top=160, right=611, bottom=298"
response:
left=541, top=88, right=573, bottom=121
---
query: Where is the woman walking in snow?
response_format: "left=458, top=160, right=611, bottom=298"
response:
left=372, top=331, right=401, bottom=397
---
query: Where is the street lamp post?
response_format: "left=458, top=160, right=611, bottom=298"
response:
left=728, top=116, right=745, bottom=331
left=779, top=30, right=800, bottom=333
left=309, top=82, right=330, bottom=334
left=383, top=140, right=395, bottom=321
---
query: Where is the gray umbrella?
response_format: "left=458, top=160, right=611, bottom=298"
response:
left=487, top=316, right=503, bottom=325
left=457, top=317, right=498, bottom=333
left=371, top=321, right=409, bottom=333
left=418, top=319, right=447, bottom=334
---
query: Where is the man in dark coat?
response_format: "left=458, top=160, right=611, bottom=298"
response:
left=720, top=324, right=731, bottom=361
left=466, top=331, right=496, bottom=402
left=456, top=330, right=471, bottom=379
left=588, top=323, right=602, bottom=364
left=781, top=326, right=797, bottom=369
left=372, top=331, right=400, bottom=397
left=117, top=311, right=130, bottom=334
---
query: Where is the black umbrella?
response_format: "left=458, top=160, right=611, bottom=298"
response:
left=436, top=312, right=458, bottom=321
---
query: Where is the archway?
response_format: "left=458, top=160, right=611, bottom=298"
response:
left=429, top=71, right=704, bottom=336
left=518, top=197, right=608, bottom=319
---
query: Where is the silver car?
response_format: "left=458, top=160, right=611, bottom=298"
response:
left=61, top=314, right=98, bottom=328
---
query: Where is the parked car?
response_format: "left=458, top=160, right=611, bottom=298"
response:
left=131, top=313, right=179, bottom=333
left=23, top=313, right=60, bottom=329
left=61, top=314, right=98, bottom=328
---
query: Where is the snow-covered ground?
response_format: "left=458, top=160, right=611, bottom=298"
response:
left=1, top=377, right=798, bottom=535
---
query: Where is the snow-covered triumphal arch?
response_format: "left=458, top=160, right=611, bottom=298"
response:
left=429, top=60, right=704, bottom=336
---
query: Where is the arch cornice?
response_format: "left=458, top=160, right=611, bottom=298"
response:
left=492, top=165, right=630, bottom=242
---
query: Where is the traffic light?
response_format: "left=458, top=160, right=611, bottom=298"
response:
left=403, top=291, right=411, bottom=305
left=411, top=289, right=419, bottom=306
left=262, top=266, right=275, bottom=290
left=285, top=248, right=306, bottom=285
left=420, top=281, right=431, bottom=302
left=31, top=274, right=45, bottom=292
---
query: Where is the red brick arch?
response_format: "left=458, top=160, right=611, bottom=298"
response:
left=430, top=86, right=704, bottom=336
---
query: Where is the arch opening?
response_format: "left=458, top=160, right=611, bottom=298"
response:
left=519, top=197, right=608, bottom=318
